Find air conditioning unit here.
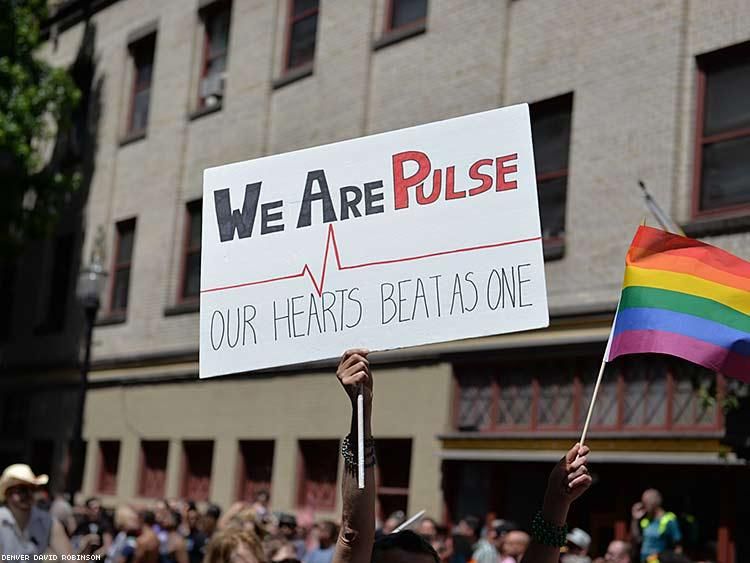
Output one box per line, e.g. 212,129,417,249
200,72,225,105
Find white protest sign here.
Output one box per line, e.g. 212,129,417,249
200,104,548,378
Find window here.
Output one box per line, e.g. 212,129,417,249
181,201,202,300
181,441,214,501
138,440,169,498
110,219,136,314
127,34,156,136
530,94,573,252
65,440,87,494
39,233,75,332
387,0,427,32
375,439,411,521
198,3,231,108
694,42,750,215
237,440,275,501
285,0,319,72
455,356,722,433
297,440,338,510
97,441,120,495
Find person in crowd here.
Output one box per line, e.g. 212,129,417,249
203,504,222,539
160,509,189,563
492,520,519,563
204,527,267,563
470,516,498,563
631,489,682,562
266,538,300,562
500,530,529,563
429,528,453,563
184,502,207,563
304,521,338,563
50,493,77,537
73,495,114,554
329,348,592,563
378,511,406,537
278,512,307,560
417,517,438,540
561,528,591,563
599,540,632,563
251,491,271,519
0,464,73,555
106,505,141,563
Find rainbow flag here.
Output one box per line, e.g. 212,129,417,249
607,225,750,382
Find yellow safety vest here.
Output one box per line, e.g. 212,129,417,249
640,512,677,535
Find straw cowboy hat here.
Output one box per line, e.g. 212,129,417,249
0,464,49,501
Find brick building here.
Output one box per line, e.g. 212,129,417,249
1,1,749,560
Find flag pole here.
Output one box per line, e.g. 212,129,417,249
579,357,607,446
638,180,685,236
357,383,365,489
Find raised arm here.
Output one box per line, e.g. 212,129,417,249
521,443,592,563
333,349,377,563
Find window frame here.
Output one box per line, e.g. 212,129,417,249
96,440,121,495
138,440,169,499
108,218,136,315
126,34,156,138
197,1,231,110
385,0,428,34
692,44,750,219
178,200,202,303
296,439,339,511
453,358,724,434
529,93,573,255
283,0,319,74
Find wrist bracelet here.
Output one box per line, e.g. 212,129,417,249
341,434,377,473
531,510,568,547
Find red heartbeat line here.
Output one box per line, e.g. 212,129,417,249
201,224,541,297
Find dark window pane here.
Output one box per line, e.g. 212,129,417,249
288,14,317,69
531,99,572,176
538,372,574,427
298,440,338,510
139,441,168,498
700,136,750,210
130,89,150,133
391,0,427,29
205,54,227,78
456,373,492,431
703,57,750,137
537,177,567,239
207,9,230,58
134,60,153,90
580,362,619,428
183,252,201,299
117,227,134,265
497,371,533,428
112,267,130,311
293,0,318,16
238,441,275,502
189,208,202,248
182,441,213,501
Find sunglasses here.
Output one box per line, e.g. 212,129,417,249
7,485,35,497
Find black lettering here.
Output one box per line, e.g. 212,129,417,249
347,287,363,328
291,295,305,337
398,278,411,322
227,307,240,348
518,263,532,307
380,282,397,324
261,200,285,234
364,180,385,215
210,310,224,350
449,273,464,315
322,291,338,332
412,277,429,320
273,299,291,341
213,183,261,242
501,266,516,308
429,275,442,317
340,186,363,220
243,305,257,345
307,293,323,335
487,269,501,310
464,271,478,312
297,169,338,228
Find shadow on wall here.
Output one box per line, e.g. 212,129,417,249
0,18,104,493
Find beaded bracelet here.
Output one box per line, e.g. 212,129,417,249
531,510,568,547
341,434,377,473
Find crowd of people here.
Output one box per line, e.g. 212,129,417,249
0,350,714,563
